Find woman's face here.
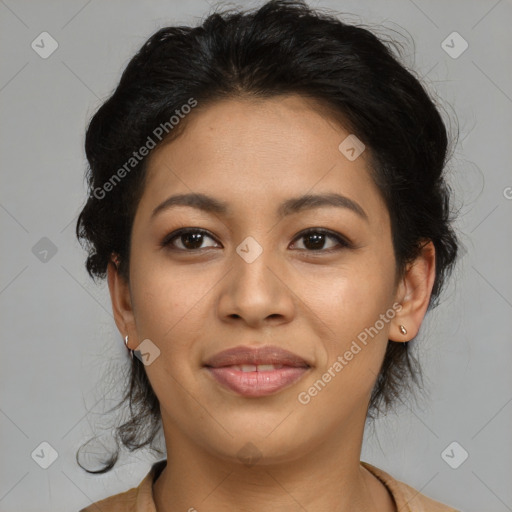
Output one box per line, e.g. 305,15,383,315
110,94,418,463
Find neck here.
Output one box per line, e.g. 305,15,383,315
152,416,395,512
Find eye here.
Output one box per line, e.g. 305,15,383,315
290,228,352,252
161,227,352,253
161,228,220,251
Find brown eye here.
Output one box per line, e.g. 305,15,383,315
161,229,220,251
161,227,351,253
291,228,351,252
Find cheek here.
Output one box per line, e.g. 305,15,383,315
312,255,396,372
318,262,394,330
129,271,205,397
298,275,394,415
128,262,227,396
130,254,212,340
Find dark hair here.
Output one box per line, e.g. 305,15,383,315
75,0,459,473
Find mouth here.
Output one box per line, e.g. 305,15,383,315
203,345,311,397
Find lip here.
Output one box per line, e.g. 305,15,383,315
203,345,310,368
203,345,311,397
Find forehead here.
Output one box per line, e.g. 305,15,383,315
140,94,388,225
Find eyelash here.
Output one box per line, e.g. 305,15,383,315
160,227,352,254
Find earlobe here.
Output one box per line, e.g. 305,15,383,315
391,240,436,342
107,255,137,345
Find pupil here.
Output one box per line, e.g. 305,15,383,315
183,232,203,249
305,233,324,250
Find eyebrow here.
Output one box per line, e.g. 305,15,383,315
151,192,368,222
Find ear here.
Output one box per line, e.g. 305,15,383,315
391,240,436,342
107,254,138,350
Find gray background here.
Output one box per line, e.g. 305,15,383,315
1,0,511,510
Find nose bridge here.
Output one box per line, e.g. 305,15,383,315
233,232,276,295
219,231,293,325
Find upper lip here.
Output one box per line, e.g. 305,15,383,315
203,345,310,368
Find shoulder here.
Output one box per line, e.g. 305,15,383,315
361,461,460,512
78,460,166,512
78,485,139,512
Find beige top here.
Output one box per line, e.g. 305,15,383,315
79,459,459,511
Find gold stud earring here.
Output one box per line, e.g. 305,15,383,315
399,325,407,335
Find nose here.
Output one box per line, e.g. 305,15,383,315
216,239,295,329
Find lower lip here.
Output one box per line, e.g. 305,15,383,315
205,366,309,397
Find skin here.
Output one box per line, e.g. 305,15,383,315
107,94,436,512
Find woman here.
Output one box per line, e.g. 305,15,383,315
76,0,460,510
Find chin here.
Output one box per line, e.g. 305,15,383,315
194,421,315,467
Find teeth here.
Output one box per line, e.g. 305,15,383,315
230,364,284,371
257,364,280,371
240,364,257,372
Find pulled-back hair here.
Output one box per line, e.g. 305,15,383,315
76,0,459,473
